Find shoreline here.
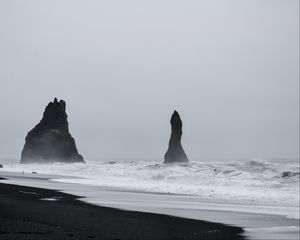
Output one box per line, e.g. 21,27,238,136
0,180,245,240
1,171,299,240
1,171,298,220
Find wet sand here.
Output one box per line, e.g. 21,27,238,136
0,180,244,240
0,171,299,240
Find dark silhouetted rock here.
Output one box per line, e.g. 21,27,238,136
164,111,188,163
0,163,3,168
20,98,84,163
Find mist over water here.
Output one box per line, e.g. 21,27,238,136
0,0,299,160
0,2,299,240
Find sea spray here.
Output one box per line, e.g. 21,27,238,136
1,158,299,207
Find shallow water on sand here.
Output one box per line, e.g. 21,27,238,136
1,158,299,211
0,172,299,240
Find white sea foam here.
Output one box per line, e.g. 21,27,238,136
245,226,300,233
1,158,299,211
40,197,59,201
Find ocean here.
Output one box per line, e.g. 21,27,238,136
1,158,299,213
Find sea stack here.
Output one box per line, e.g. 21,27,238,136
20,98,84,163
164,110,188,163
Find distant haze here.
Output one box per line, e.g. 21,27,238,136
0,0,299,160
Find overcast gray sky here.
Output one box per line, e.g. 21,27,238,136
0,0,299,160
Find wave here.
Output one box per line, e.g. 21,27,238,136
280,171,300,178
1,158,299,207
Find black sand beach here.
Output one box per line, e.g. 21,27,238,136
0,181,245,240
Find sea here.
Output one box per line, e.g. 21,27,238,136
1,157,299,215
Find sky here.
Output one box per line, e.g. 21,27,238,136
0,0,299,160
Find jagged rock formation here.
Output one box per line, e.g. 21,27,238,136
164,111,188,163
20,98,84,163
0,163,2,168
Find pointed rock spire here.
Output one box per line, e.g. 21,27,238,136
21,98,84,163
164,110,188,163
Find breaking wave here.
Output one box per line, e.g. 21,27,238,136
1,158,299,207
